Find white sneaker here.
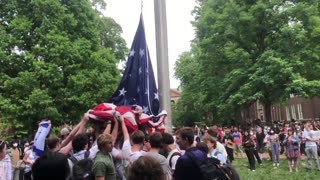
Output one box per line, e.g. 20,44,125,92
273,163,276,166
277,163,279,167
252,170,255,172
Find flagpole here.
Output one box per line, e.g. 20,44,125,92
153,0,172,133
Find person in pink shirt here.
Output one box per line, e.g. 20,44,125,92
232,127,243,158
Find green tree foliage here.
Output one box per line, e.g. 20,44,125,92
175,0,320,125
0,0,127,136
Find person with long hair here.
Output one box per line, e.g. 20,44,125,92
0,140,12,180
242,130,255,171
267,129,280,167
284,129,301,172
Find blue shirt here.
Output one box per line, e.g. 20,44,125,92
173,147,206,180
210,149,227,164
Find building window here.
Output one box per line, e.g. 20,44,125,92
297,104,303,120
291,105,297,120
286,107,290,121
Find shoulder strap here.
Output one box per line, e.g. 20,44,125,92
185,151,203,167
169,152,181,168
69,155,78,164
213,151,220,157
84,151,90,158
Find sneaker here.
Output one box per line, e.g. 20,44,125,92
273,163,276,166
277,163,279,167
252,170,255,172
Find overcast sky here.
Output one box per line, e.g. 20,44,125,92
105,0,196,88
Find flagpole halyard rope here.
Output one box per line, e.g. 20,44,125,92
141,0,143,12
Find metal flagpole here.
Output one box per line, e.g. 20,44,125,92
153,0,172,133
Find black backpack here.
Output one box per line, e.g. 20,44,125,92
69,151,95,180
186,151,240,180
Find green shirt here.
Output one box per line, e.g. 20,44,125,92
92,151,116,180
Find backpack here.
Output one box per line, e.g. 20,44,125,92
186,151,239,180
69,151,94,180
169,152,181,169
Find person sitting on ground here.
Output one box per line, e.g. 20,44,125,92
32,152,69,180
128,156,165,180
173,127,206,180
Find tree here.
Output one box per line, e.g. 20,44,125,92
0,0,127,136
175,0,320,125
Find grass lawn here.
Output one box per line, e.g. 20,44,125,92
232,157,320,180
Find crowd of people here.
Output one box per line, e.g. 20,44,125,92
1,114,320,180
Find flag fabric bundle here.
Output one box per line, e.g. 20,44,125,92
88,103,167,133
32,121,51,159
109,14,160,117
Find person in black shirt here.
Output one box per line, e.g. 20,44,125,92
223,127,234,164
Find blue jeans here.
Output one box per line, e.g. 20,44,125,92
271,143,279,163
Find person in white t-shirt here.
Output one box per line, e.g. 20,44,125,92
120,115,144,165
162,133,181,173
0,140,12,180
206,128,228,159
302,122,320,170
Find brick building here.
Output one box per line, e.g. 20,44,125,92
242,96,320,124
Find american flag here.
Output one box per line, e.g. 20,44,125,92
109,14,160,116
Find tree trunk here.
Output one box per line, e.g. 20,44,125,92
264,103,272,125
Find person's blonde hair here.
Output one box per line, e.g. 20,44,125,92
97,134,113,150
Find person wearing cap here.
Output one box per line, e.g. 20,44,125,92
60,127,71,145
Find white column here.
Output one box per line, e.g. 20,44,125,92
154,0,172,133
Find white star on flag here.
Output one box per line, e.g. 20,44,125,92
142,106,149,113
119,88,127,96
129,49,135,57
139,67,142,74
139,48,145,57
154,92,159,100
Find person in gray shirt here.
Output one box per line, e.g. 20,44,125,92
144,132,171,180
